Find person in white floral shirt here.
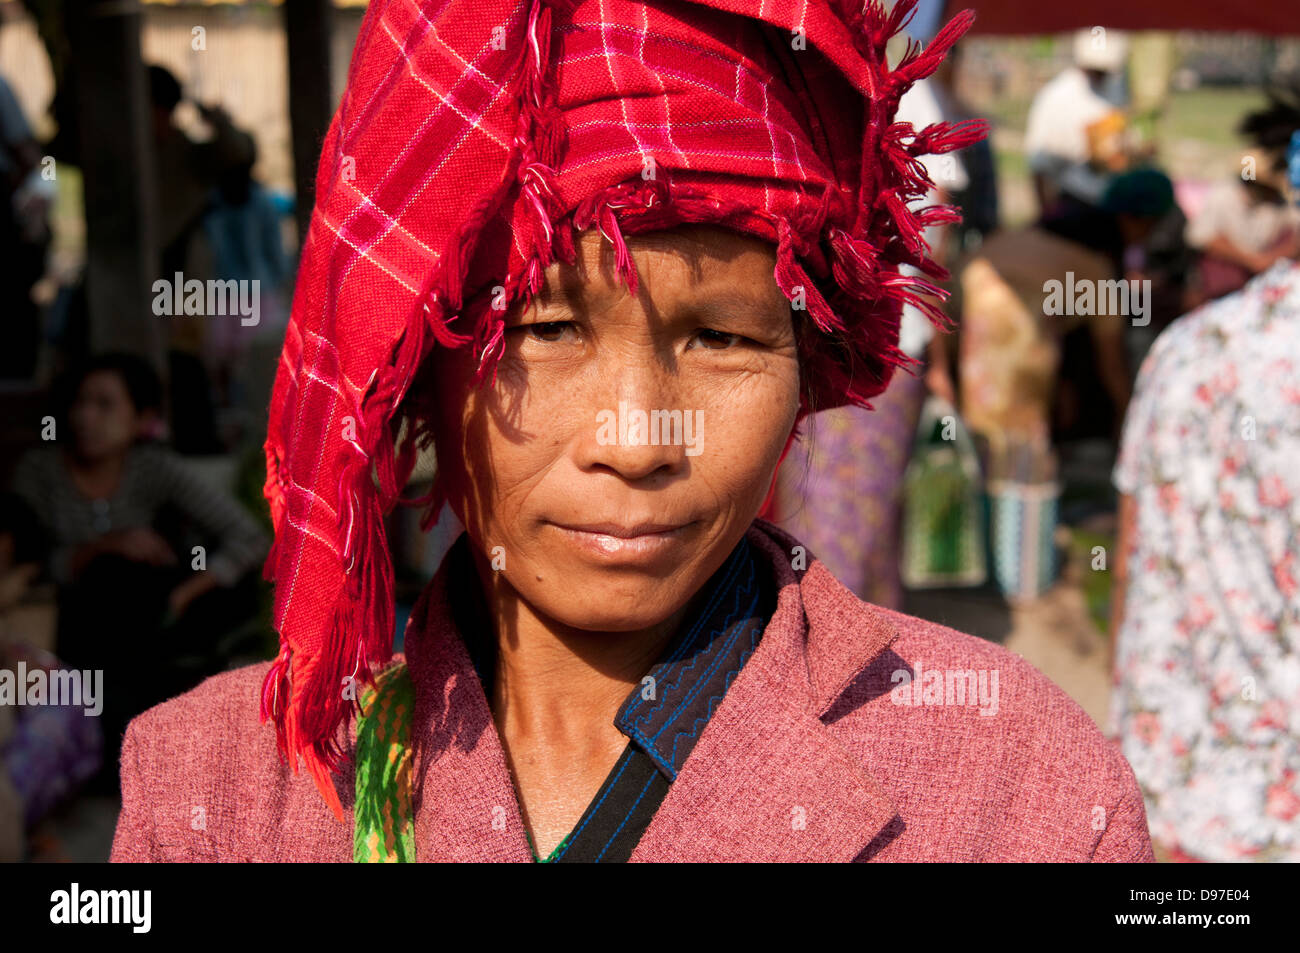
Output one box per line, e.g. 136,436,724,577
1110,247,1300,862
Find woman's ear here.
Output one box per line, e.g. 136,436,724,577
757,422,801,522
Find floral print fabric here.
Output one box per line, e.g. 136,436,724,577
1111,260,1300,861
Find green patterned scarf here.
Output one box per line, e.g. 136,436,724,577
353,662,416,862
353,659,571,863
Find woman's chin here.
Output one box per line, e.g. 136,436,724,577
524,574,694,634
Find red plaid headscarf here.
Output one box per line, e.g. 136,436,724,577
263,0,983,818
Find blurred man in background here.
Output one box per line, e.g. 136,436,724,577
148,64,256,454
1025,28,1130,214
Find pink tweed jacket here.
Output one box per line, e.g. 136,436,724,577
111,522,1154,862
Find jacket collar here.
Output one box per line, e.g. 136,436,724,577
403,540,531,862
628,521,901,861
402,520,901,862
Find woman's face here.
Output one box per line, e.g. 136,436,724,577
70,371,145,461
431,225,800,633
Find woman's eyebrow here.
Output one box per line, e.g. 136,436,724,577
518,281,783,324
512,294,579,322
685,290,785,324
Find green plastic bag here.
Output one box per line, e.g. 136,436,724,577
901,398,988,589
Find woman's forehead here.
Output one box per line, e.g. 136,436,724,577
532,225,782,310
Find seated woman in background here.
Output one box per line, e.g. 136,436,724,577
0,492,101,856
111,0,1152,863
1186,82,1300,302
11,352,269,788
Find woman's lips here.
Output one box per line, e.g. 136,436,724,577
549,521,692,562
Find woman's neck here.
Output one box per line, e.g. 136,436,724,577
468,554,691,856
475,561,685,745
65,448,129,499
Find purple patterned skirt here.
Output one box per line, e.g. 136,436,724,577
772,370,926,608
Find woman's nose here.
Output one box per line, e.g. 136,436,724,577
572,367,691,481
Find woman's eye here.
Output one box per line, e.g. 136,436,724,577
518,321,576,343
690,329,742,350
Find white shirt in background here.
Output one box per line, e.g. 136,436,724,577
895,79,967,360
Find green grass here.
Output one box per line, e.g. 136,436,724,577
1161,87,1268,146
980,97,1034,135
993,145,1029,183
1067,527,1115,637
975,86,1266,147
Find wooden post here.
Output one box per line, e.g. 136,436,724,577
67,0,162,369
284,0,333,244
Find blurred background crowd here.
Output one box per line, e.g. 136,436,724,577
0,0,1297,863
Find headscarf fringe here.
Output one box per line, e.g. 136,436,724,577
891,8,976,88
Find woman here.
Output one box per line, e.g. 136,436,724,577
1108,125,1300,862
1185,82,1300,302
112,0,1152,862
12,354,269,786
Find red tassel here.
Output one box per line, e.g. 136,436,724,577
259,639,291,729
425,301,472,348
304,746,346,823
910,117,989,157
475,310,507,385
883,191,927,257
892,9,977,88
601,203,638,296
774,220,841,335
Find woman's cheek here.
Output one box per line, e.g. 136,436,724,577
691,359,799,467
472,374,573,525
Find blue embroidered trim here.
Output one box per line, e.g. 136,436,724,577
614,537,770,779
